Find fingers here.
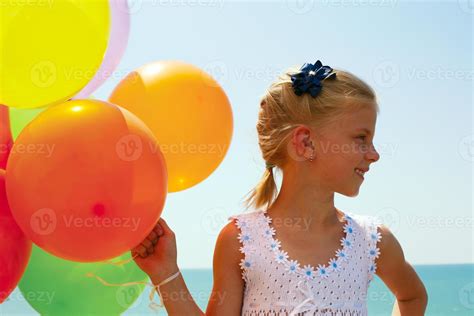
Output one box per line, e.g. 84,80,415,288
154,223,164,237
133,237,155,258
148,230,158,245
142,238,154,254
132,218,172,259
133,244,148,258
134,233,157,258
157,217,173,236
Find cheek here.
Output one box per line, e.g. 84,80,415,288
320,156,351,178
343,142,366,163
331,144,361,164
315,141,360,173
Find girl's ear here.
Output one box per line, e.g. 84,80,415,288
292,126,315,157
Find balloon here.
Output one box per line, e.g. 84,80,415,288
19,245,146,315
0,0,110,108
6,99,168,262
109,61,234,192
0,169,32,303
74,0,131,99
9,96,95,140
0,106,12,169
8,107,47,141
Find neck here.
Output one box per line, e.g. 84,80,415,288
267,168,340,230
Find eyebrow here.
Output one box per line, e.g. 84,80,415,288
355,128,373,135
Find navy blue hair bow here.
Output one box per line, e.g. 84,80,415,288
290,60,336,98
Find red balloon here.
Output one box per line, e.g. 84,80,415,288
5,99,168,262
0,169,32,303
0,105,13,169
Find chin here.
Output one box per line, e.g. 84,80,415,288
337,187,360,197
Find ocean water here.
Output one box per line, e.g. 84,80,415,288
1,264,473,315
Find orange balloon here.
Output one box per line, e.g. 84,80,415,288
5,100,167,262
109,61,233,192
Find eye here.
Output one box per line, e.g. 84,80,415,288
357,135,366,141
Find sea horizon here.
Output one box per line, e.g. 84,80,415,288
1,263,473,316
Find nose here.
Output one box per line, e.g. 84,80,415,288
366,143,380,163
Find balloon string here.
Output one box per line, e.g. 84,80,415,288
85,271,163,311
85,252,167,311
101,252,140,266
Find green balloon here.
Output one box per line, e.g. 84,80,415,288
19,245,147,316
9,107,46,140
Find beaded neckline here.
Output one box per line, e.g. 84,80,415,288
260,209,357,280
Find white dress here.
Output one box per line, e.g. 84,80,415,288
228,209,383,316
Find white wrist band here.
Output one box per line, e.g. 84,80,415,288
151,270,181,308
158,270,181,287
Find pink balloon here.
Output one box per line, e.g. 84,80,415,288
73,0,130,99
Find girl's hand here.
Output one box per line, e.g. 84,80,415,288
131,218,179,283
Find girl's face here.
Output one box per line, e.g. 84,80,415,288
289,106,380,197
314,106,380,196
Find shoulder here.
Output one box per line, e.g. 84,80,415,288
368,223,427,302
341,211,375,234
215,218,242,257
214,211,260,261
352,214,405,275
358,214,398,257
208,219,247,313
214,211,265,263
218,218,241,246
376,223,405,268
346,212,383,236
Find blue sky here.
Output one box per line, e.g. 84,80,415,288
91,0,473,268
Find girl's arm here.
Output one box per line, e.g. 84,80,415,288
132,218,244,316
375,225,428,316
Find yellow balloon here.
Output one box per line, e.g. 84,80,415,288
0,0,110,109
109,61,234,192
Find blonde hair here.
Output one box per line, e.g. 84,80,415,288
242,65,380,211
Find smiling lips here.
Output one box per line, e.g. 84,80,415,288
354,168,368,179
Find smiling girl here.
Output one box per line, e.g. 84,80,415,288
132,60,428,316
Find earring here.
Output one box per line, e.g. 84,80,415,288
305,139,315,162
